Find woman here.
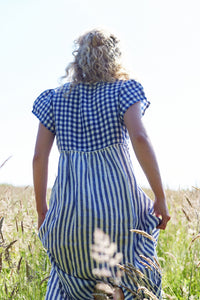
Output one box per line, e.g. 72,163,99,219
32,29,170,299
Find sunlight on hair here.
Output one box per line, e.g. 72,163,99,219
62,29,129,86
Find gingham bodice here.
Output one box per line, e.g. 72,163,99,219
32,80,149,152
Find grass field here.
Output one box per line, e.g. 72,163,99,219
0,185,199,299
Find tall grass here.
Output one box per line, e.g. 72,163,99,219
0,185,199,299
0,185,51,299
153,188,200,299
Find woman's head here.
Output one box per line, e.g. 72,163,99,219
64,29,129,85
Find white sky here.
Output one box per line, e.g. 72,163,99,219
0,0,200,190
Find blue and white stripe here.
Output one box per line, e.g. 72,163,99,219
38,145,161,299
33,80,161,299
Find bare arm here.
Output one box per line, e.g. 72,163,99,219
32,123,55,229
124,102,170,230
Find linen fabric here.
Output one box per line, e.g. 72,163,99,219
32,79,161,299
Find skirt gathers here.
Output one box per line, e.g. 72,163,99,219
38,144,161,299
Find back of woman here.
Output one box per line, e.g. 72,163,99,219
32,29,170,300
33,79,148,151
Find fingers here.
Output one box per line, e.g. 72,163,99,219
38,216,45,230
156,215,171,230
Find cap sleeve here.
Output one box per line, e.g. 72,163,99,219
32,89,56,134
119,79,150,122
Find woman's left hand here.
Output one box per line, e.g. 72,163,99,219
153,198,170,230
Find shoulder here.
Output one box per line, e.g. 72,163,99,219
119,79,146,99
120,79,144,90
35,83,71,103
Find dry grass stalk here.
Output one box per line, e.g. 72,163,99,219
181,208,191,222
164,252,177,262
137,286,159,300
126,263,145,279
130,229,156,242
162,293,176,299
139,255,161,273
40,276,50,286
185,196,193,208
17,256,23,273
0,156,12,169
120,283,138,297
25,260,36,282
4,282,8,295
0,185,52,298
0,252,2,273
157,257,165,263
117,264,140,287
5,240,18,251
153,256,162,271
118,263,144,279
0,217,4,230
5,240,17,266
139,260,153,271
192,186,200,191
189,234,200,250
197,261,200,268
15,218,19,232
118,261,162,298
21,220,24,233
0,217,4,242
10,283,18,299
191,234,200,243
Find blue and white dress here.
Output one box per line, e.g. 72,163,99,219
32,79,161,300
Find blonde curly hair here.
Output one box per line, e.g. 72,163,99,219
63,29,129,85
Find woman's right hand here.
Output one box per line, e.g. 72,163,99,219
153,198,171,230
37,209,48,230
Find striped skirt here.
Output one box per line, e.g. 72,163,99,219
38,144,161,299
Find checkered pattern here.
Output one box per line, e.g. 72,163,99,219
32,80,162,299
32,79,150,152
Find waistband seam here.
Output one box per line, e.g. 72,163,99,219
59,143,128,154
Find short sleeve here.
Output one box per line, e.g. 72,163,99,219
32,89,56,134
119,79,150,122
